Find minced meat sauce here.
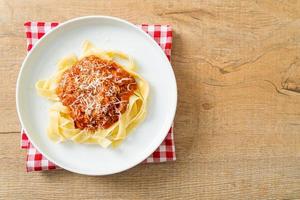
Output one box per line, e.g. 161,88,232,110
56,55,137,131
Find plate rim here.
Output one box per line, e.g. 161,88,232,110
16,15,177,175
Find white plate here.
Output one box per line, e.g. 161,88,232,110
16,16,177,175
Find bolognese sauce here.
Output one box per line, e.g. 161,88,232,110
56,55,138,131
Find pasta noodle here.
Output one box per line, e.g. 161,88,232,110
36,41,149,148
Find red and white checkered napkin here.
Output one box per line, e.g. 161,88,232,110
21,22,176,172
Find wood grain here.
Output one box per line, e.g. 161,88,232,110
0,0,300,199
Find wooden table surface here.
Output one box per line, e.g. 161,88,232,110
1,0,300,199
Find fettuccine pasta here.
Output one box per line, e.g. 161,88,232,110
36,41,149,148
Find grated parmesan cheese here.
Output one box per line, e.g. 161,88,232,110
56,55,138,130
